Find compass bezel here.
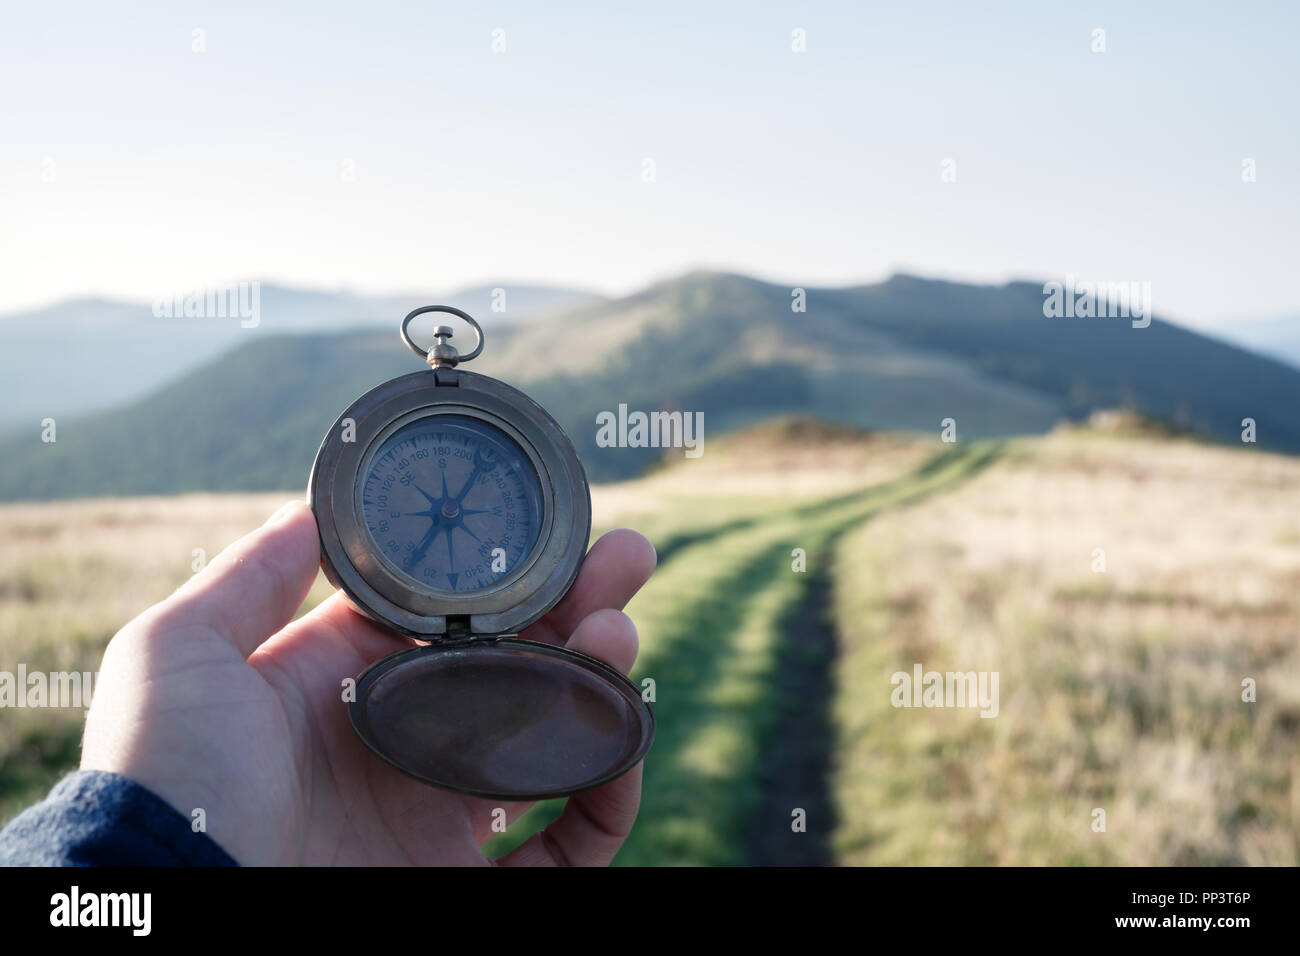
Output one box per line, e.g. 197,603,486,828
308,367,591,638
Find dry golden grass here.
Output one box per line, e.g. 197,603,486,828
832,430,1300,865
0,492,341,666
0,492,336,820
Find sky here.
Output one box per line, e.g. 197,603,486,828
0,1,1296,328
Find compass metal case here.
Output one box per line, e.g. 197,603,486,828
310,367,588,638
307,306,654,801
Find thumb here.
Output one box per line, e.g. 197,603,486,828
144,500,321,659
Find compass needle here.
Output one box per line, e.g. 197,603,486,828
362,417,538,591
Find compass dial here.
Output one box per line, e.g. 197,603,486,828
360,414,544,593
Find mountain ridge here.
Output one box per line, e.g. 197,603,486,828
0,281,600,432
0,269,1295,501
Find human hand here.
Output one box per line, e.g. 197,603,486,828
80,500,656,866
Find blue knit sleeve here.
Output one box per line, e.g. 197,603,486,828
0,770,239,866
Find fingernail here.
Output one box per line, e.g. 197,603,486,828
264,500,303,526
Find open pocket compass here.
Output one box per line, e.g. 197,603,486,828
308,305,654,801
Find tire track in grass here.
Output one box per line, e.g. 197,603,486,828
749,555,837,864
745,444,1002,864
617,528,810,864
619,443,1001,865
485,509,802,862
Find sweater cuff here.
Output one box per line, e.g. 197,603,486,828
0,770,239,866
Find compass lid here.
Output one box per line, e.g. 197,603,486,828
350,637,655,800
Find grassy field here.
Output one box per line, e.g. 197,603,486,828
2,417,1298,864
830,424,1300,865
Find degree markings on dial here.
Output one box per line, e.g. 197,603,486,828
360,418,540,592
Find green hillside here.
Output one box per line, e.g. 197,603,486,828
0,282,597,434
1,271,1295,500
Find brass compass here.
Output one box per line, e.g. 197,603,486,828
308,306,654,800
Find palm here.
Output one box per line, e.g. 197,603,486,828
81,503,654,867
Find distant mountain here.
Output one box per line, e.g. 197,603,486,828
1202,315,1300,370
1,271,1296,500
0,282,599,433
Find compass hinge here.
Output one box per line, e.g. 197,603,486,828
445,615,472,639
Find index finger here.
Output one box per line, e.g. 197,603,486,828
520,528,656,647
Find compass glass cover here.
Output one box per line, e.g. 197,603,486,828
352,640,655,799
361,414,544,593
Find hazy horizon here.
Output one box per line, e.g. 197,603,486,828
4,267,1296,333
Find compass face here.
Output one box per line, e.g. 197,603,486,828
360,414,544,593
